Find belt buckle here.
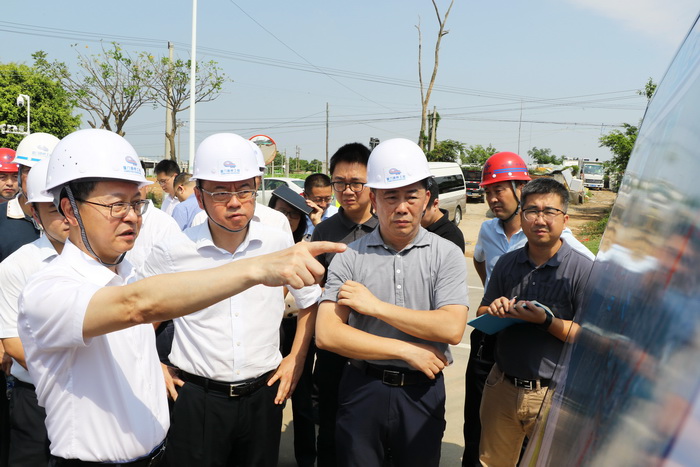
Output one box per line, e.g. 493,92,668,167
229,383,243,397
382,369,404,387
514,377,535,390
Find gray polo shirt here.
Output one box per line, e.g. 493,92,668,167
320,227,469,369
481,240,594,379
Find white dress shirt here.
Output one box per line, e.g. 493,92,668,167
160,193,180,216
126,199,185,269
190,202,292,235
140,220,321,382
0,235,58,384
473,218,595,286
18,240,168,462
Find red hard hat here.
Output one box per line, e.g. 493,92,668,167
480,151,531,187
0,148,18,173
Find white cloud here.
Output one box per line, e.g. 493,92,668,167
568,0,699,45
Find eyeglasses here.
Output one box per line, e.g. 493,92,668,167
522,207,566,222
275,209,301,220
200,188,257,203
309,196,333,204
331,181,366,193
77,199,149,218
156,175,173,186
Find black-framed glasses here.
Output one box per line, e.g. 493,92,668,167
77,199,149,218
200,188,257,203
331,181,366,193
156,175,173,186
309,196,333,204
275,208,302,220
522,207,566,222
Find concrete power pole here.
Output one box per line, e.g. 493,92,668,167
165,42,174,159
325,102,329,174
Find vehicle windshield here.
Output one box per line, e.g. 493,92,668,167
293,180,305,189
583,164,605,175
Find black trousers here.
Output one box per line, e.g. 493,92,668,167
313,349,347,467
9,383,50,467
0,373,9,467
335,363,445,467
165,376,283,467
462,330,496,467
280,317,317,467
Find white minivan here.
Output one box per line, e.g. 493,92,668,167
428,162,467,226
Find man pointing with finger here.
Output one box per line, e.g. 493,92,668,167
316,138,469,467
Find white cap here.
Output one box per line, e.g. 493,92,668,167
366,138,432,189
14,132,60,168
25,158,54,203
44,129,149,200
191,133,263,182
248,140,266,170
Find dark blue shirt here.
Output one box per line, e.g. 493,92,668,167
0,200,40,262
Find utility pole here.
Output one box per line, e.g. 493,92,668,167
429,106,437,151
284,149,289,178
165,42,174,159
296,145,300,172
325,102,329,174
188,0,198,171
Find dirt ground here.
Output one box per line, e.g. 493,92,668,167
459,189,617,258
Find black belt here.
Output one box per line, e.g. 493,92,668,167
12,379,35,391
180,370,274,398
50,439,165,466
506,374,551,390
351,360,437,387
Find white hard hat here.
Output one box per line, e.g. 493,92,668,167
25,158,54,204
44,129,149,198
366,138,431,189
14,132,60,168
248,140,266,170
191,133,263,182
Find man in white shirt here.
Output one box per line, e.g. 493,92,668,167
303,173,339,238
142,133,323,467
155,159,181,216
0,158,68,466
17,129,343,464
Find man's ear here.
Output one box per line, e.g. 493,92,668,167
194,186,205,210
60,197,79,227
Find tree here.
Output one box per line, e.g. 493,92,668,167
416,0,454,151
599,123,637,174
144,54,227,163
33,43,155,136
528,147,564,165
0,62,81,149
462,144,498,165
426,139,464,162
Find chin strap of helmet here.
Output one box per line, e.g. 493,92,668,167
500,181,522,225
65,185,126,267
31,206,64,247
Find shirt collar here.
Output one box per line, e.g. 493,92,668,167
518,238,573,267
337,207,378,230
367,225,431,252
61,239,134,286
191,217,263,255
33,235,60,263
6,197,28,220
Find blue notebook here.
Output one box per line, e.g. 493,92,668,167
468,301,554,335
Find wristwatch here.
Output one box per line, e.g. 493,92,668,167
540,313,553,331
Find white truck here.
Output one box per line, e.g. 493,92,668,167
579,159,605,189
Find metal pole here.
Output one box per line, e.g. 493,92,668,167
325,102,329,174
188,0,198,170
165,42,174,159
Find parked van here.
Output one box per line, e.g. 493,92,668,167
428,162,467,226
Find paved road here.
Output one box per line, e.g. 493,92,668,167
279,255,485,466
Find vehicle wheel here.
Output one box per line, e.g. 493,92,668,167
453,206,462,226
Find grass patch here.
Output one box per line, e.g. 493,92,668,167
576,208,611,256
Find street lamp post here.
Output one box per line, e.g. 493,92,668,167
16,94,31,135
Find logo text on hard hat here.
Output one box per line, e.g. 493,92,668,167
220,160,241,175
122,156,141,175
223,161,237,168
385,167,406,184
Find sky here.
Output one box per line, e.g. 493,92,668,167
1,0,698,167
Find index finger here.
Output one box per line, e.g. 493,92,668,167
303,241,347,257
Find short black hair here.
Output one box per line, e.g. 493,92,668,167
268,194,307,243
304,173,331,194
57,180,97,215
154,159,180,176
173,173,193,188
329,143,370,176
520,177,569,212
426,177,439,205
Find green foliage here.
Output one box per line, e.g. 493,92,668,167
577,208,611,255
425,139,464,162
599,123,637,175
528,146,564,165
639,77,657,101
0,62,81,149
461,144,498,165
